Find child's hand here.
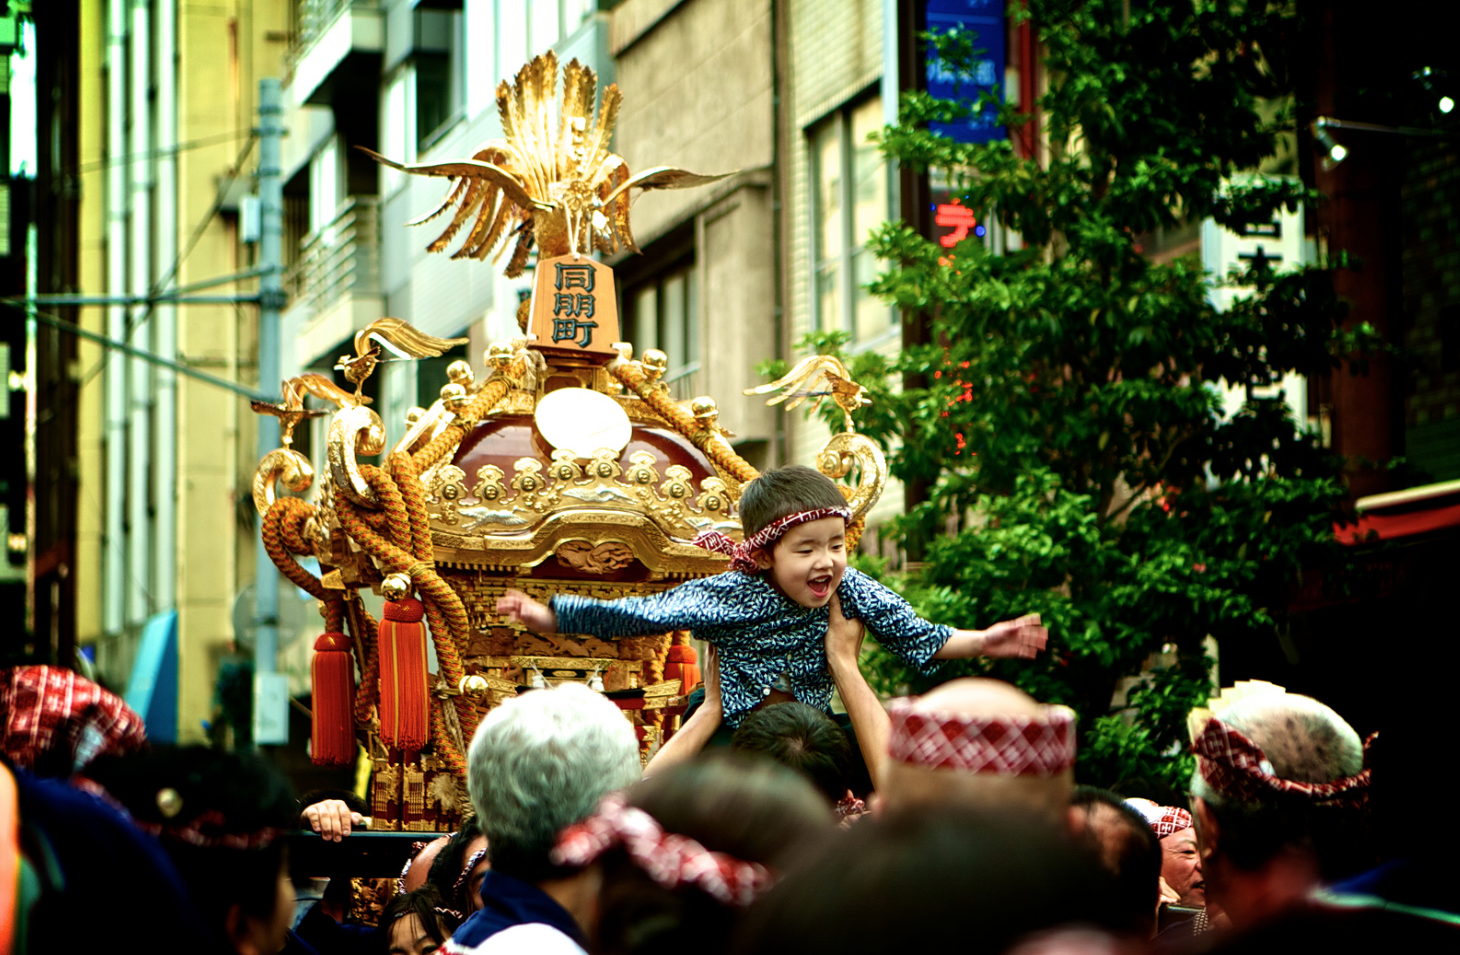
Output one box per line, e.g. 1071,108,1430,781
980,613,1047,659
496,589,558,633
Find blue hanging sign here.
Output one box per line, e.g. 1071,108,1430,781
924,0,1007,145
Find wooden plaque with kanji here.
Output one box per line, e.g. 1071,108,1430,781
528,255,621,360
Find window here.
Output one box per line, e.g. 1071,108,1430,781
811,97,891,343
415,8,463,150
308,137,341,236
625,261,699,398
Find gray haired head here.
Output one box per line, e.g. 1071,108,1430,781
468,681,641,883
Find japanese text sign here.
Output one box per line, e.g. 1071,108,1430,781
528,254,621,359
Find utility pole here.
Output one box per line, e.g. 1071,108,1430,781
253,79,288,746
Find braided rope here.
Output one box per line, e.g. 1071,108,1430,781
261,498,344,627
389,453,434,563
279,506,314,559
411,374,515,473
360,464,413,552
389,453,481,750
261,497,360,735
608,361,760,484
346,596,380,726
334,470,478,776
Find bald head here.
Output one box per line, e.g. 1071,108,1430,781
403,835,451,893
882,679,1075,822
920,677,1046,720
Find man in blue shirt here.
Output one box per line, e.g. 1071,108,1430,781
445,683,640,955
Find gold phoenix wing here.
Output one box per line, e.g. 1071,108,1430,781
250,378,327,444
359,52,731,277
745,355,873,433
291,372,366,408
335,318,470,397
353,317,469,360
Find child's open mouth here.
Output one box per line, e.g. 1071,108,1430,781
807,576,832,599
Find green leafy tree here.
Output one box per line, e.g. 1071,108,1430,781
804,0,1376,800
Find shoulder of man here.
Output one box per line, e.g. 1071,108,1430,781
451,923,588,955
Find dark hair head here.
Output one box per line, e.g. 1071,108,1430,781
1071,786,1162,936
84,746,296,936
738,466,847,539
425,816,485,912
731,702,851,804
731,808,1119,955
594,752,832,955
380,885,461,953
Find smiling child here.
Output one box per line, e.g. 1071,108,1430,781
495,466,1047,728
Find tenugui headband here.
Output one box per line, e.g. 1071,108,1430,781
396,839,436,895
2,665,148,772
71,777,282,849
1192,717,1371,810
887,698,1077,776
454,846,489,900
1151,806,1192,837
693,507,852,573
550,793,775,907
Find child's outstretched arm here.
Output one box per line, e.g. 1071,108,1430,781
496,589,559,632
932,614,1048,660
503,576,743,640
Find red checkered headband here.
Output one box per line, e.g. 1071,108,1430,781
1125,798,1193,838
1192,717,1372,810
694,507,852,574
2,665,147,773
550,793,776,907
887,698,1077,776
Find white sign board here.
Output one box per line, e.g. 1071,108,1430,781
1200,177,1309,425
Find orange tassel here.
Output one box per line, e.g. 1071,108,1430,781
311,632,357,766
379,597,430,752
666,643,701,696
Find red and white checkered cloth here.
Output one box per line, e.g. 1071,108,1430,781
1192,717,1371,810
887,698,1077,776
1125,798,1193,837
1,666,147,773
551,793,775,906
694,507,851,573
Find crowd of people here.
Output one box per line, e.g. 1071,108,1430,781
3,629,1455,954
3,467,1452,951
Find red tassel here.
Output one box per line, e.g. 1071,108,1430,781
379,597,430,752
311,632,357,766
666,643,701,696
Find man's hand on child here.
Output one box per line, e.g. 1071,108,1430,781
702,645,722,712
979,613,1048,659
825,593,866,669
496,589,558,633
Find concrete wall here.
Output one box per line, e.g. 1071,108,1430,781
76,0,292,739
610,0,779,454
75,0,106,650
781,0,903,527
